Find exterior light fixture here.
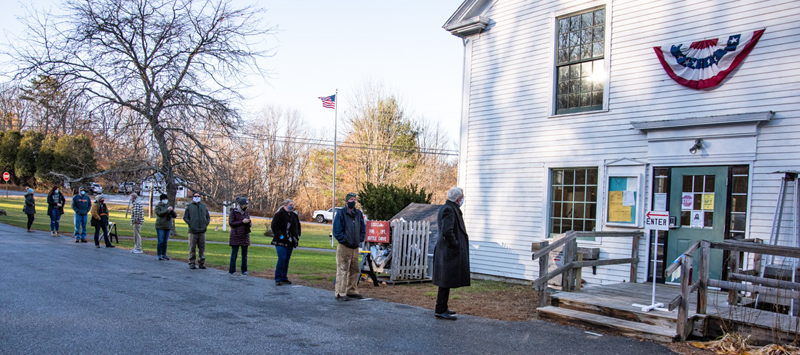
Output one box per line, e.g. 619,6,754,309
689,138,703,154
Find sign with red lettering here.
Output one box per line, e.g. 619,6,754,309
365,221,391,243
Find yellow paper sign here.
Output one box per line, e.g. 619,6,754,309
608,190,631,222
703,194,714,210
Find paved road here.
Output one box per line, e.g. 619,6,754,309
0,223,677,354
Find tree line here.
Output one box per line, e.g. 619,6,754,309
0,0,457,220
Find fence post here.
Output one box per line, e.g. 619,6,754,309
677,254,693,341
538,241,550,308
630,232,640,283
697,241,710,315
727,248,740,305
563,239,576,291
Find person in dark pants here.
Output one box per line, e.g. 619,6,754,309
90,195,115,248
46,186,65,237
183,192,210,269
23,187,36,232
229,197,252,276
71,188,91,243
432,187,470,320
271,199,301,285
155,193,177,260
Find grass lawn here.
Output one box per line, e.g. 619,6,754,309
0,196,335,249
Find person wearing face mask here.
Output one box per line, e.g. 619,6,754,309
332,192,366,301
23,187,36,232
432,187,470,320
183,192,210,269
270,199,301,285
71,187,92,243
155,193,177,260
46,186,66,237
129,193,144,254
228,197,252,276
90,195,115,248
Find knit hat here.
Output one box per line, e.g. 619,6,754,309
130,192,138,199
96,194,105,202
236,197,249,205
159,193,168,200
345,192,357,200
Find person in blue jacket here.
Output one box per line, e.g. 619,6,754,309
332,192,366,301
71,187,92,243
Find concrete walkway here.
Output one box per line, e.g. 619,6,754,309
0,223,677,354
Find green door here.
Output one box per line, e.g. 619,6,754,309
668,166,728,281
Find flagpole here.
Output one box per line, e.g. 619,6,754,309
332,89,338,222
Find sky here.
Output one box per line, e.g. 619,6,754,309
0,0,466,144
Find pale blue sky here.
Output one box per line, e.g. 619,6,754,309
1,0,465,143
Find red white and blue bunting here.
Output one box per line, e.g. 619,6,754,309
653,29,764,90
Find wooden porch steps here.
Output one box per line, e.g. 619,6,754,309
538,306,678,343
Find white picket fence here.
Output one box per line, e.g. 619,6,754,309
389,220,430,281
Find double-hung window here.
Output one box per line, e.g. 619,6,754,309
555,7,605,115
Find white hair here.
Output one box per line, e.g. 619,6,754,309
446,187,464,202
283,199,294,206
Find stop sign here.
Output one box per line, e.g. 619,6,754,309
2,172,8,181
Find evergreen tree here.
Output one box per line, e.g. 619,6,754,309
0,131,22,183
358,182,432,221
15,131,44,186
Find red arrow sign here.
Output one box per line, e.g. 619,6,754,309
646,211,668,218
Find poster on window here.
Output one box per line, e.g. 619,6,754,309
690,210,704,228
681,193,694,211
702,194,714,210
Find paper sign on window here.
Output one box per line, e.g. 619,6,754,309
690,210,704,228
681,193,694,211
702,194,714,210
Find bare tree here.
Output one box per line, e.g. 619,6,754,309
8,0,273,204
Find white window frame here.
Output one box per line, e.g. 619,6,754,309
547,0,612,117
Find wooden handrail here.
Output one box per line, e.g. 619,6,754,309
665,240,701,275
532,231,577,260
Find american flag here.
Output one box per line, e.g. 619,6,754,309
318,95,335,109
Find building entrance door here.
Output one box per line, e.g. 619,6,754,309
667,166,728,281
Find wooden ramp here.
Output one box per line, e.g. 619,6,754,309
540,282,800,344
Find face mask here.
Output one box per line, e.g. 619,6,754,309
161,199,168,204
241,205,247,210
55,189,59,194
347,201,356,209
27,188,33,194
80,191,85,195
287,205,294,211
192,197,201,203
99,200,104,204
459,197,465,207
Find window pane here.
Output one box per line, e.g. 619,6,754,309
694,193,703,210
564,186,574,201
732,195,747,212
704,212,714,228
570,16,580,31
592,91,603,106
554,170,564,185
581,93,591,106
585,219,596,232
569,64,580,79
574,203,585,218
731,166,749,175
558,95,568,110
581,13,592,28
593,26,604,42
551,219,561,234
587,203,597,218
694,175,704,192
565,170,575,185
581,62,592,77
587,169,598,185
732,176,748,193
553,202,562,217
553,187,564,201
704,175,715,192
575,170,586,185
682,176,693,193
593,42,604,57
581,44,592,59
581,29,592,44
731,213,746,231
558,81,568,95
563,202,574,217
558,48,568,64
569,93,579,108
594,9,605,25
575,186,586,200
681,211,690,226
559,18,570,34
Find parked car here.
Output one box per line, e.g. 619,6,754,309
312,207,342,224
117,182,140,194
89,182,103,195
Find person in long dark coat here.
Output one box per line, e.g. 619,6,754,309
432,187,469,320
229,197,252,276
270,199,301,286
23,187,36,232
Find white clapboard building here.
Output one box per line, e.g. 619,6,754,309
444,0,800,285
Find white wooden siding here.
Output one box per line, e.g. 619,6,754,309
458,0,800,283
